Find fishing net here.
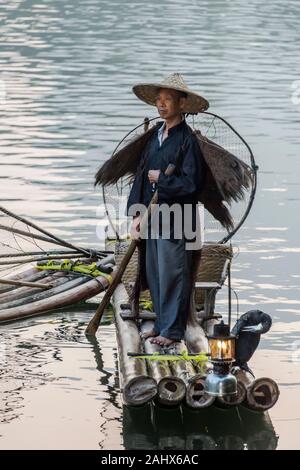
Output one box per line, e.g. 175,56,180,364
102,113,257,244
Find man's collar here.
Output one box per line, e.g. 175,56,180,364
157,118,186,135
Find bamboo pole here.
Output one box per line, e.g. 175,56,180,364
112,283,157,406
234,368,280,411
0,205,91,257
0,222,109,259
0,268,48,294
0,275,86,310
0,250,80,258
0,273,65,304
0,278,53,289
0,254,86,265
140,320,186,406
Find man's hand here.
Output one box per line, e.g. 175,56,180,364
130,215,141,241
148,170,160,184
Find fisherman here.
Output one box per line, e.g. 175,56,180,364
94,74,250,342
126,73,209,347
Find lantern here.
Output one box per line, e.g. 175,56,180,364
205,321,237,397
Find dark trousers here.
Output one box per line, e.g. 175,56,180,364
145,237,193,340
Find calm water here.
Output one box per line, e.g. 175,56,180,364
0,0,300,450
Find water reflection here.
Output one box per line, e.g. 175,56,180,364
123,403,278,451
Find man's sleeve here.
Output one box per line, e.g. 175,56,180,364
157,136,205,202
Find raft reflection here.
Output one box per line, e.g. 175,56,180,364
123,403,278,450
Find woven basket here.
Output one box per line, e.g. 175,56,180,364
194,243,233,307
114,241,232,306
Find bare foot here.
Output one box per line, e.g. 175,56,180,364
140,329,158,340
150,335,177,347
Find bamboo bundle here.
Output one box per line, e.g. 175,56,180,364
0,274,110,323
112,283,157,406
140,320,186,406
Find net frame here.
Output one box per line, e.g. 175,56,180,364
102,112,257,244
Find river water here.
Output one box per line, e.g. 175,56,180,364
0,0,299,450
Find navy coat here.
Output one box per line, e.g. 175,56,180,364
126,119,206,240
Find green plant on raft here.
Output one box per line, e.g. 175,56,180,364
129,350,209,373
139,298,153,311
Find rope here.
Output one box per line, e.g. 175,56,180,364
36,259,113,283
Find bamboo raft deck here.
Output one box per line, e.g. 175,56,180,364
0,240,280,413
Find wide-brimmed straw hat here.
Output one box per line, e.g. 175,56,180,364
132,73,209,114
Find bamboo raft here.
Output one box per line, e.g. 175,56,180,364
110,239,280,412
0,238,279,413
0,256,114,324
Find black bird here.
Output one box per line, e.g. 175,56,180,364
231,310,272,374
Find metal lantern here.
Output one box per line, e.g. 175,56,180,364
205,321,237,397
208,321,235,362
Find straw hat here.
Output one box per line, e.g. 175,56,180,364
132,73,209,114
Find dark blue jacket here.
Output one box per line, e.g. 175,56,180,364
126,119,206,239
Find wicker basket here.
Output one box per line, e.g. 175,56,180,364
194,243,233,307
114,241,232,307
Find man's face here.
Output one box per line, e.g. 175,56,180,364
155,88,186,120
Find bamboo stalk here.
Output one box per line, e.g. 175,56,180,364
234,368,280,411
168,341,215,409
140,320,186,406
112,283,157,406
